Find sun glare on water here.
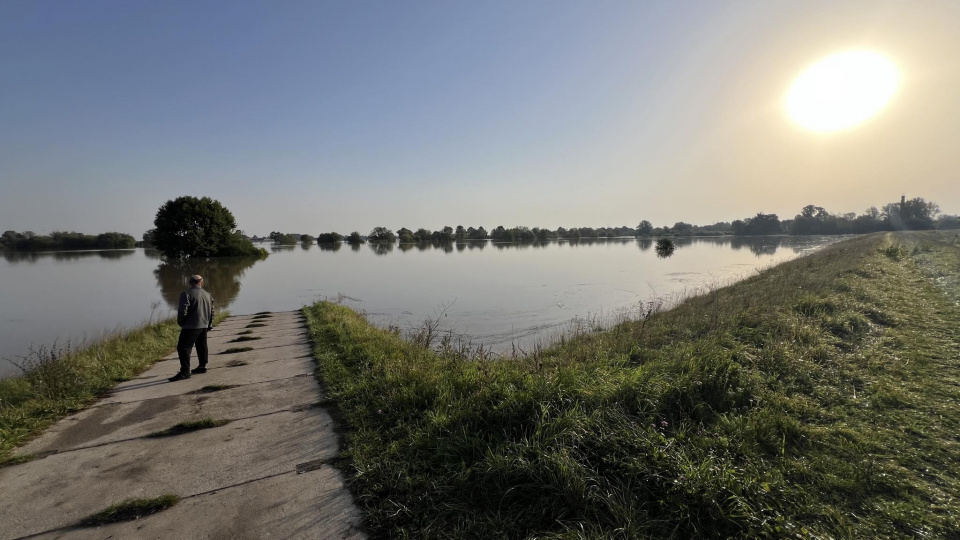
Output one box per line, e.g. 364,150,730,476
785,50,899,132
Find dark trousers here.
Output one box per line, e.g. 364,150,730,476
177,328,208,375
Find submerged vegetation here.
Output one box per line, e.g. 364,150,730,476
304,231,960,538
0,230,136,251
654,237,675,257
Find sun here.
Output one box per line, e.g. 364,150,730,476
785,50,899,132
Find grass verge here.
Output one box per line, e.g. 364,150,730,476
304,232,960,539
0,313,227,464
77,494,179,527
146,418,231,438
0,453,39,468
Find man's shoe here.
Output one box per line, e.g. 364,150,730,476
191,367,207,374
168,373,191,382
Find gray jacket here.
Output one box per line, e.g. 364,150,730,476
178,287,214,329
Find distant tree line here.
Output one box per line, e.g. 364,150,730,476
0,230,136,251
731,197,946,236
301,196,955,247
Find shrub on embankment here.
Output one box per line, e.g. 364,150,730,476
304,231,960,539
0,313,227,462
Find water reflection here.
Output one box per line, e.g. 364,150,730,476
2,249,137,263
155,257,261,310
1,235,852,379
368,242,394,256
301,241,313,251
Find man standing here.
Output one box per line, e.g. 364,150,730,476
169,274,215,382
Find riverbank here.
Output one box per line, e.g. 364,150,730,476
303,231,960,538
0,312,227,462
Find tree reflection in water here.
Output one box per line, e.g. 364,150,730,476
730,236,782,256
155,257,261,311
368,243,394,256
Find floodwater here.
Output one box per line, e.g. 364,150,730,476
0,236,849,378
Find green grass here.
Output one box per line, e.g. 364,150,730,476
77,494,179,526
221,346,254,354
0,453,39,468
245,323,267,328
304,231,960,539
229,336,261,342
0,313,228,463
146,418,231,438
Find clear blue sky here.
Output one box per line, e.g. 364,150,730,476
2,0,958,237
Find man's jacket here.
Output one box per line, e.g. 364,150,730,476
178,287,214,329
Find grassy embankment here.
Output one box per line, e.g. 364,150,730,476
303,231,960,539
0,312,228,463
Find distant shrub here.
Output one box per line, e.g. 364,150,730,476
317,232,343,244
347,232,365,245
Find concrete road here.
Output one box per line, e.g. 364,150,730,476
0,311,365,540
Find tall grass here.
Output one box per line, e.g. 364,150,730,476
304,232,960,539
0,313,227,461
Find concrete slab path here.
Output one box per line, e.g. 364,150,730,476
0,311,365,540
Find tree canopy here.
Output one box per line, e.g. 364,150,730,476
368,227,397,243
151,196,263,259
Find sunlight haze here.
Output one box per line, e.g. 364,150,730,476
785,50,899,132
1,0,958,236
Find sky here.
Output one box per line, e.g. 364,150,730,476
1,0,958,237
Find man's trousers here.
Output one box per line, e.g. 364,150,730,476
177,328,208,375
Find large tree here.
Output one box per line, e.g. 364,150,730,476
368,227,396,243
152,196,259,259
636,220,654,236
882,197,940,230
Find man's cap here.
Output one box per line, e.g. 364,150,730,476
189,275,203,284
